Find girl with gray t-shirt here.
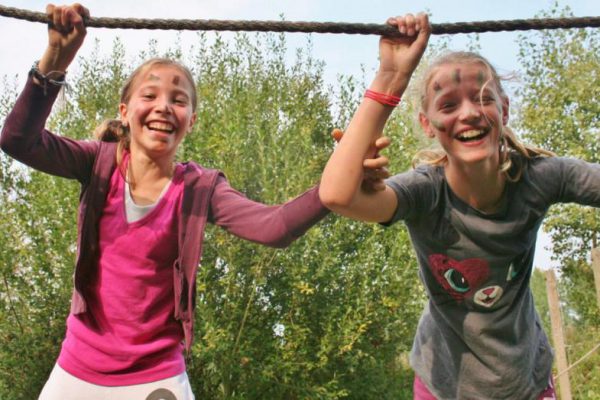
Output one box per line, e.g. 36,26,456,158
319,12,599,400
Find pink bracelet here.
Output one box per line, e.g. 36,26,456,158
364,89,401,107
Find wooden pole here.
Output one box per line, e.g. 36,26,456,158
591,247,600,310
546,270,572,400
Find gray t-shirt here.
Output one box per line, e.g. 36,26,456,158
386,155,600,400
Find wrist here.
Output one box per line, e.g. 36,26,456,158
370,71,410,97
364,90,400,107
29,60,68,95
38,46,71,75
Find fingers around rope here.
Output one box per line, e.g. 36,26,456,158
46,3,89,34
387,13,430,38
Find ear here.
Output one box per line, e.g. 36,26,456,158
419,112,435,138
119,103,128,125
187,112,197,133
501,95,509,125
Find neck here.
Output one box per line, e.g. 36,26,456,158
127,150,174,188
445,160,506,214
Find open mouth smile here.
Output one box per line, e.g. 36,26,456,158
147,121,175,134
455,129,489,143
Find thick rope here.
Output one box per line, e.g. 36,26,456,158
0,4,599,36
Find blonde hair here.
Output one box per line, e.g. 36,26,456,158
413,51,554,182
93,58,197,168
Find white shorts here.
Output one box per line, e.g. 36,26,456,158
38,363,195,400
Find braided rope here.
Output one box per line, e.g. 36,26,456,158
0,4,599,36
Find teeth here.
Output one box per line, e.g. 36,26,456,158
148,122,174,132
457,130,483,139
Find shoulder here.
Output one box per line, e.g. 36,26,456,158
179,161,225,188
385,164,445,222
387,164,444,191
519,154,600,204
523,154,591,182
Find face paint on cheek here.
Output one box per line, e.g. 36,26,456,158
431,119,446,132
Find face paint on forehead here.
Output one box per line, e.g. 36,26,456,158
433,81,442,92
172,75,180,85
146,73,161,81
452,68,461,84
477,70,486,87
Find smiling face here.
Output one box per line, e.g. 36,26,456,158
419,61,509,170
119,64,197,161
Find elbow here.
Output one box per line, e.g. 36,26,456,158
0,129,20,157
319,184,354,212
0,132,14,156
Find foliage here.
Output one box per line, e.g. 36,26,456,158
529,268,551,333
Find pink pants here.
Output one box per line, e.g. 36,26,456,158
413,374,556,400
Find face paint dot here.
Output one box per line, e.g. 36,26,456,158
172,75,180,85
433,82,442,92
452,69,461,84
431,119,445,131
477,71,486,87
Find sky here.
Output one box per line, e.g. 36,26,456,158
1,0,599,269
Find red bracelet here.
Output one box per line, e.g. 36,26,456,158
364,89,401,107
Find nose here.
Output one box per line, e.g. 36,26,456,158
154,96,173,114
458,101,482,122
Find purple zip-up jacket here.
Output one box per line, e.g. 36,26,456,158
0,77,329,352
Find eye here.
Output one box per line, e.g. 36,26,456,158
141,93,156,100
439,102,456,112
480,96,495,105
443,268,469,293
174,97,189,105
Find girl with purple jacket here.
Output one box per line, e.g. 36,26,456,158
0,4,388,399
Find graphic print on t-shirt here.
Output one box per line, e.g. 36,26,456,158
428,254,503,307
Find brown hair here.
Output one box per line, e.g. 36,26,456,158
93,58,197,168
413,51,554,181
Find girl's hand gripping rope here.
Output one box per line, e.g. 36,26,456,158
38,3,89,76
373,12,431,96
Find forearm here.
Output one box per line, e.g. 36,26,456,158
0,77,61,158
212,179,329,248
320,73,407,208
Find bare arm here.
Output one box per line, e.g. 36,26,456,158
319,13,430,223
